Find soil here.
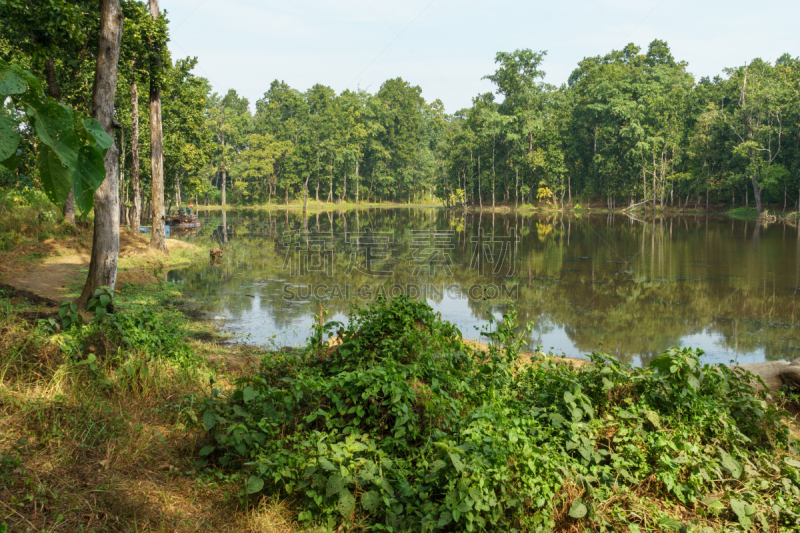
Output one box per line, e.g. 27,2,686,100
0,230,193,303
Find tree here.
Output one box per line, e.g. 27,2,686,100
720,60,791,213
0,0,101,223
77,0,124,305
148,0,167,252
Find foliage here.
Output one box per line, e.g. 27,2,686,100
0,186,75,251
198,296,800,531
0,59,113,214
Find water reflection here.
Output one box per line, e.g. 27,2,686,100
168,208,800,366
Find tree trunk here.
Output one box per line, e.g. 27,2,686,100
119,125,126,225
130,60,141,227
751,176,762,213
220,108,227,206
478,156,482,209
303,174,309,216
355,152,359,203
148,0,168,252
78,0,123,306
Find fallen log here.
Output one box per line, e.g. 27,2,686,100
733,358,800,392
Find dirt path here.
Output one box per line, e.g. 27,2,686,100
0,230,198,304
4,252,90,303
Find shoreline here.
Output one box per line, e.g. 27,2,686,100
192,202,799,220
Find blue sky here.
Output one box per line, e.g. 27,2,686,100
164,0,800,112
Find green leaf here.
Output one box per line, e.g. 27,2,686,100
38,144,76,208
82,118,113,150
31,99,77,165
643,410,660,428
198,445,215,456
657,516,683,531
319,458,336,471
242,386,255,403
448,450,464,472
326,474,345,497
0,67,26,95
246,475,264,494
784,457,800,468
720,451,742,479
0,110,21,161
338,488,355,516
568,497,587,518
437,511,453,527
730,499,752,529
202,410,217,430
361,490,380,512
73,145,106,215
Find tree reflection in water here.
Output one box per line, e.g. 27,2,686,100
168,208,800,366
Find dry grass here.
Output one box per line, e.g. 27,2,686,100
0,293,298,533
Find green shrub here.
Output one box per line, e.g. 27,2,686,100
726,206,759,219
198,296,800,532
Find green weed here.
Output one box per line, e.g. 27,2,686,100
197,296,800,532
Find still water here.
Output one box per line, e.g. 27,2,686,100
168,208,800,366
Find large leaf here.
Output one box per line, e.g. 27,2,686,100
0,110,20,161
73,145,107,215
325,474,345,497
0,67,26,95
568,497,587,518
337,488,355,517
361,490,380,512
30,99,77,167
246,475,264,494
38,144,76,207
82,118,114,150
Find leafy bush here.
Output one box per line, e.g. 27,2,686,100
198,296,800,532
726,206,759,219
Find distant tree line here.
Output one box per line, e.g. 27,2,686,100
2,3,799,215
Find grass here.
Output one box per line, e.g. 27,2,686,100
0,280,305,533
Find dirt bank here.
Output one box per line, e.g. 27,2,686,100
0,230,200,303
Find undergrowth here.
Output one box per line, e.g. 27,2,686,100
198,296,800,532
0,188,82,252
0,285,289,532
726,207,760,220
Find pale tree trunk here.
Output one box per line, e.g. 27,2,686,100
355,151,359,203
130,60,141,227
148,0,168,252
302,174,309,219
220,107,227,206
78,0,123,306
119,125,126,225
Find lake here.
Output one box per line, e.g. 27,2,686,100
168,208,800,366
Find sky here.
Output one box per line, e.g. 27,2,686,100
164,0,800,113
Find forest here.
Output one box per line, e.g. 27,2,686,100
2,1,799,218
3,2,800,532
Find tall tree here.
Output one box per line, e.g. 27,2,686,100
78,0,123,305
148,0,167,252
